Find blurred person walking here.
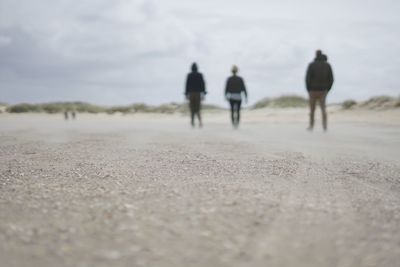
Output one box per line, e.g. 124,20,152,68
225,65,248,128
305,50,334,131
185,63,207,127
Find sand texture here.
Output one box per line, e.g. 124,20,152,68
1,108,400,267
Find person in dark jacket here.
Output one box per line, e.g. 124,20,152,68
225,65,248,128
185,63,206,127
305,50,334,131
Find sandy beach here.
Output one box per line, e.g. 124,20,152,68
1,107,400,267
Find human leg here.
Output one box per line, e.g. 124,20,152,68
320,91,328,131
229,100,235,125
190,93,201,127
308,92,317,130
236,100,242,125
197,112,202,127
189,99,194,126
190,111,195,127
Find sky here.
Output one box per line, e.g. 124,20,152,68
0,0,399,106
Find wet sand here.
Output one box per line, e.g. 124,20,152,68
1,108,400,267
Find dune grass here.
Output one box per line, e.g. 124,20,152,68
252,95,308,109
6,102,106,114
4,95,399,114
5,102,222,114
347,96,400,110
342,100,358,110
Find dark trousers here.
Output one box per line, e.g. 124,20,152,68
308,91,327,130
229,99,242,126
189,92,202,126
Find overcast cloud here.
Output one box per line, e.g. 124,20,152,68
0,0,399,106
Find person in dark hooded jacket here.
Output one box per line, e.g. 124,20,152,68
185,63,207,127
305,50,334,131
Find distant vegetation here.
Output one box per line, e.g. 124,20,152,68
2,95,399,114
359,96,400,110
342,100,358,110
253,95,400,110
252,95,308,109
6,102,106,114
342,96,400,110
5,102,222,114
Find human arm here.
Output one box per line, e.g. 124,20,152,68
241,78,248,103
224,78,230,100
327,64,334,91
185,74,190,98
200,74,206,95
199,74,206,100
305,64,312,91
